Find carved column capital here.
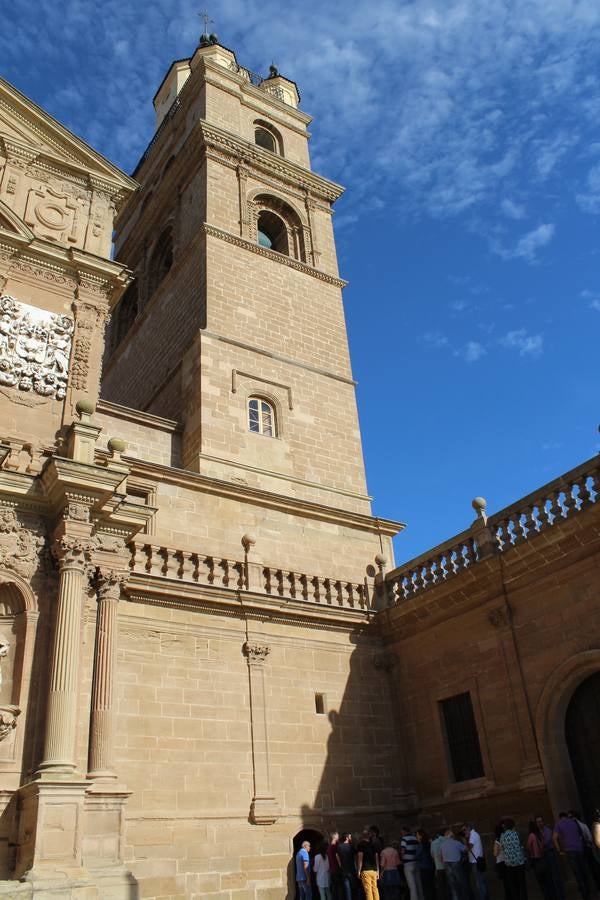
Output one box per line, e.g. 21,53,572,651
52,536,94,573
243,641,271,666
96,569,127,603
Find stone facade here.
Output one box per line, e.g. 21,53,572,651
0,37,598,900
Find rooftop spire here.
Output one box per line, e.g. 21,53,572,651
198,8,218,47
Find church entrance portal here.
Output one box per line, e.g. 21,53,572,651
566,671,600,820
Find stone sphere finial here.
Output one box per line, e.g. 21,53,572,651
107,437,127,454
75,398,95,419
374,553,387,569
472,496,487,517
241,534,256,552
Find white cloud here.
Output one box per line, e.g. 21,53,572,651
494,224,555,262
454,341,486,363
577,162,600,213
422,331,449,348
500,329,544,357
580,289,600,311
501,199,526,220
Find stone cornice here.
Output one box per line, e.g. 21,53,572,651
96,399,181,434
124,456,403,537
204,224,347,287
125,574,371,629
198,121,343,203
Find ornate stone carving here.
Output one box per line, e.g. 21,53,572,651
243,641,270,665
70,301,107,392
0,294,73,400
0,507,46,580
0,705,19,741
53,536,94,572
97,569,127,602
63,501,91,523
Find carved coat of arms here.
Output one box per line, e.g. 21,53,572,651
0,295,73,401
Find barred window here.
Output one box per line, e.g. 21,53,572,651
248,397,275,437
439,692,484,782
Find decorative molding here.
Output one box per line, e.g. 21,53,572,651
231,369,293,410
0,294,73,400
203,224,347,288
242,640,271,665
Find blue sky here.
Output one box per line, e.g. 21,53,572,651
3,0,599,563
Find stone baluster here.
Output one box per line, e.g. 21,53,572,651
243,641,279,825
87,569,125,781
40,535,92,774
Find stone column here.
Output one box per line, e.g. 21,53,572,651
39,536,91,774
87,570,124,781
243,640,279,825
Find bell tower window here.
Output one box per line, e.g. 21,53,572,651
257,210,289,255
254,120,283,155
248,397,276,437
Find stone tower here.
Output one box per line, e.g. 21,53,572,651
102,38,373,533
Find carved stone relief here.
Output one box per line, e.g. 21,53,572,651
0,507,46,581
24,186,86,246
0,294,73,401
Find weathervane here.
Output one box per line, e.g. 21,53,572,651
198,9,218,46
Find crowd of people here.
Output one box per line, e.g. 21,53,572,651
294,811,600,900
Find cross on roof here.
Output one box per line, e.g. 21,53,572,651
198,9,214,32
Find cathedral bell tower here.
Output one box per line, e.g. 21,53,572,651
103,34,378,530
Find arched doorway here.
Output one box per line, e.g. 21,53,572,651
288,828,324,900
566,671,600,820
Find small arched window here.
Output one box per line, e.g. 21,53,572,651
147,227,173,298
257,210,289,255
248,397,276,437
254,120,283,155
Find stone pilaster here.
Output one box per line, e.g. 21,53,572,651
87,569,125,781
243,640,279,825
39,534,92,774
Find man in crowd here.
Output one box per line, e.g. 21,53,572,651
553,811,590,900
296,839,312,900
442,826,467,900
467,822,489,900
401,825,424,900
337,832,357,900
431,829,449,900
356,826,380,900
328,830,343,899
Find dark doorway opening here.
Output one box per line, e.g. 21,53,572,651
288,828,325,900
566,671,600,820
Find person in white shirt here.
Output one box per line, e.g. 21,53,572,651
467,824,489,900
313,842,332,900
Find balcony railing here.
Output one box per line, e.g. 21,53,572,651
128,541,370,612
382,455,600,607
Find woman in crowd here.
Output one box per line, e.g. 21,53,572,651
313,840,332,900
499,818,527,900
525,821,555,900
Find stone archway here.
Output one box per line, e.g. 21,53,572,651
565,671,600,820
288,827,325,900
535,649,600,815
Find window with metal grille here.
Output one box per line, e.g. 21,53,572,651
248,397,275,437
439,692,484,782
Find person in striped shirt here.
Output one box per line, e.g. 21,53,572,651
402,826,424,900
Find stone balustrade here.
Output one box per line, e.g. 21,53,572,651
128,541,369,611
383,454,600,607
